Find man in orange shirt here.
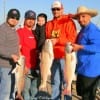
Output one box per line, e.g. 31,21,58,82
46,1,77,100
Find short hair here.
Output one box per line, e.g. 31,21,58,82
37,13,47,22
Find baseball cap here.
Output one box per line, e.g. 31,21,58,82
51,1,63,8
25,10,36,19
7,9,20,20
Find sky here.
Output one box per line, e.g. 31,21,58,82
0,0,100,28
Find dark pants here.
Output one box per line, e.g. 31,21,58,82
76,74,98,100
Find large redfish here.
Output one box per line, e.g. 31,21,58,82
12,55,25,100
39,39,54,91
63,43,77,95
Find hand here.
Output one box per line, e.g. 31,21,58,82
72,43,84,52
24,67,29,75
11,54,19,62
50,38,58,45
62,85,72,96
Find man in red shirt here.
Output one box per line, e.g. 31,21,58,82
46,1,77,99
17,10,38,100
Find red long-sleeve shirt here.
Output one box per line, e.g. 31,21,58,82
17,27,37,69
46,15,77,59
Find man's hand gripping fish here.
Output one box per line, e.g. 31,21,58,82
12,55,25,100
63,42,77,96
39,39,54,91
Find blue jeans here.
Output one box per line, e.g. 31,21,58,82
0,67,1,83
23,70,38,100
0,67,15,100
51,59,72,100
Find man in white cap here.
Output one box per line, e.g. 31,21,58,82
72,6,100,100
45,0,77,100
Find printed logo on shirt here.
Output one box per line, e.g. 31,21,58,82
51,30,60,38
28,36,34,38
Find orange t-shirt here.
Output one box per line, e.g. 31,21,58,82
46,15,77,59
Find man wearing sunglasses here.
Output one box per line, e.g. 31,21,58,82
46,1,77,100
0,9,20,100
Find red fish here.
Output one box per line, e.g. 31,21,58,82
63,43,77,95
12,55,25,100
39,39,54,91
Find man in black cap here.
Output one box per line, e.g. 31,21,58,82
0,8,20,100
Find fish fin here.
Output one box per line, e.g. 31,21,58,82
12,65,19,73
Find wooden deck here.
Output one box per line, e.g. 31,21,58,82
72,81,82,100
46,80,100,100
46,78,82,100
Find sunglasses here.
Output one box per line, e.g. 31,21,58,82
52,8,61,11
11,16,19,20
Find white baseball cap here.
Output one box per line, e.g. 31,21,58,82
51,1,63,8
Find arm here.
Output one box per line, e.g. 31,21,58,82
37,25,46,49
17,29,24,53
73,28,100,53
83,30,100,53
0,28,19,60
0,29,11,58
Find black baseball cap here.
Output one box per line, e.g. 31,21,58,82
7,9,20,20
25,10,36,19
